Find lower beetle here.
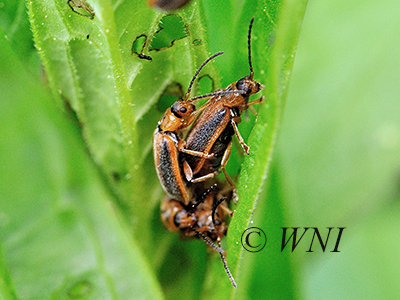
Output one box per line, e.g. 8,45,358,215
161,183,237,288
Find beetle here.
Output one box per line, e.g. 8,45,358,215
182,18,264,198
153,52,246,205
161,183,237,288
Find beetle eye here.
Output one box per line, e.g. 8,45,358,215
173,213,181,228
236,78,245,90
179,107,187,114
236,78,250,95
171,101,183,118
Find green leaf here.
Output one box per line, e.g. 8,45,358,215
27,0,223,251
0,0,39,71
275,0,400,298
0,244,17,300
0,28,162,299
5,0,398,297
304,205,400,299
218,0,308,298
1,0,308,298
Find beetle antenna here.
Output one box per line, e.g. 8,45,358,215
191,184,217,211
244,17,255,120
188,225,237,288
248,17,254,80
188,89,246,102
184,51,224,101
219,251,237,288
211,196,227,226
189,225,224,253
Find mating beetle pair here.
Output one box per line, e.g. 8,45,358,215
153,18,264,288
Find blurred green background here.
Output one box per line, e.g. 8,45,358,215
274,0,400,298
1,0,400,299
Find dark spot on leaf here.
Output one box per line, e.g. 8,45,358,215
86,34,89,39
138,53,152,61
67,280,92,299
112,172,121,181
150,0,192,11
192,39,201,46
132,34,152,61
67,0,95,20
149,15,188,51
157,82,183,112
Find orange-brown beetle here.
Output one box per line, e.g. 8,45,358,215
161,183,237,288
153,52,246,205
182,18,264,197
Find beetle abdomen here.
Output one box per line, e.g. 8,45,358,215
154,128,191,203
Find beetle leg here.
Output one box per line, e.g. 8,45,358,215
180,148,214,159
246,95,264,119
178,140,214,158
220,142,238,203
230,118,250,155
220,205,234,217
248,106,258,117
189,170,220,183
217,183,239,206
220,142,234,186
183,160,194,182
180,148,214,158
247,95,265,107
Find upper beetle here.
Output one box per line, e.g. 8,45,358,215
182,18,265,198
153,52,243,204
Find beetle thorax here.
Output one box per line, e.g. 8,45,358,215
158,109,184,132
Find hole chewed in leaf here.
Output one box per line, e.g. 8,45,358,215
197,74,215,96
67,0,95,20
132,35,152,61
156,76,215,112
157,82,184,112
192,39,202,46
149,15,187,51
